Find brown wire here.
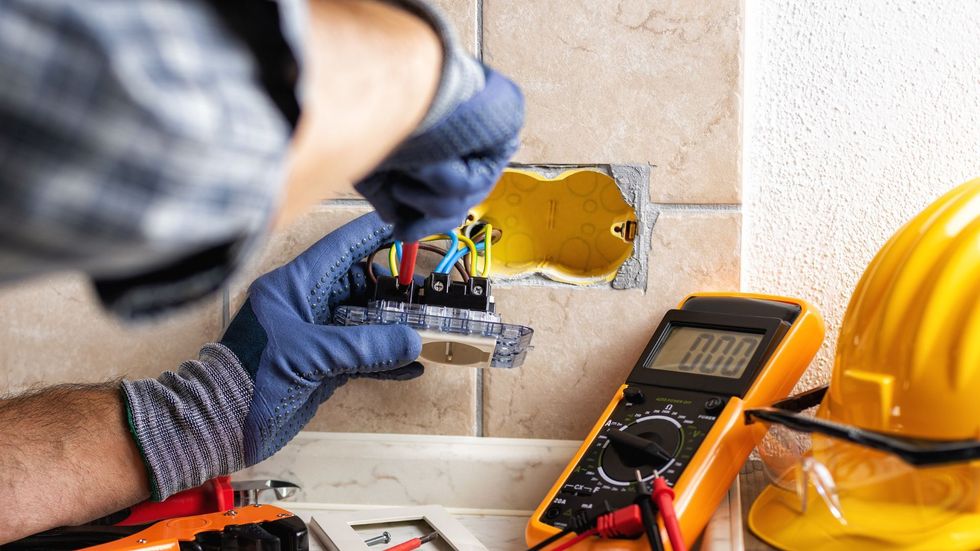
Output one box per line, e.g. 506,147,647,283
366,243,469,283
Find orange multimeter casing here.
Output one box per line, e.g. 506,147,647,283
526,292,824,550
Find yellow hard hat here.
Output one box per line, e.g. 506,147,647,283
829,178,980,440
747,178,980,550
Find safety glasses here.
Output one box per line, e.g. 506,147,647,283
745,386,980,467
744,386,980,534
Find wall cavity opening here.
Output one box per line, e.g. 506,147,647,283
467,164,651,289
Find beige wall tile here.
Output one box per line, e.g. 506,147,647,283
432,0,477,53
483,0,742,204
0,274,221,394
484,210,741,439
306,365,476,434
231,205,478,435
229,205,375,312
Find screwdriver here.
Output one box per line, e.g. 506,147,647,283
385,531,439,551
397,241,420,287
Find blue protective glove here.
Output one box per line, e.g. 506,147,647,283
122,213,422,499
356,65,525,241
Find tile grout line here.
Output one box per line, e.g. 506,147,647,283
322,198,741,212
475,0,485,437
654,203,742,211
475,0,484,61
319,198,371,207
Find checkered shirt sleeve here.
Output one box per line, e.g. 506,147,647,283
0,0,300,318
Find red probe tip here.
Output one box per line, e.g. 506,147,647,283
652,477,675,499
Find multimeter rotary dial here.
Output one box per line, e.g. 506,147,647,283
598,413,685,486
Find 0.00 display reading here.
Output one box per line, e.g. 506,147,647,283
645,326,763,379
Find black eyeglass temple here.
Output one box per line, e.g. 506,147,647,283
745,390,980,467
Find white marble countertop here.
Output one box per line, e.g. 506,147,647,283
241,432,744,550
282,503,529,551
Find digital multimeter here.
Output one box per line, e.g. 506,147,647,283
526,293,824,549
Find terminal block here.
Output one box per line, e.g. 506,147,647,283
371,274,494,313
420,273,494,313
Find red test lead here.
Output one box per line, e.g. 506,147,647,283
652,476,685,551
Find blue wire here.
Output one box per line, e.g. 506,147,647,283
441,241,485,274
434,233,460,274
394,240,402,262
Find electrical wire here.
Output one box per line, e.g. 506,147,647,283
388,243,399,277
548,529,597,551
391,234,461,276
651,477,685,551
444,240,484,275
525,529,572,551
420,234,455,276
474,223,493,276
387,224,497,279
367,244,470,284
456,234,478,275
426,233,459,274
639,499,666,551
402,230,477,284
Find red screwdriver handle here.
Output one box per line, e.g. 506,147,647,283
397,241,420,287
385,531,438,551
385,537,422,551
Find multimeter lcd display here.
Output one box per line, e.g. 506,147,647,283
645,326,763,379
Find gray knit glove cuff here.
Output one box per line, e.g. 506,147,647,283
122,343,253,501
387,0,485,133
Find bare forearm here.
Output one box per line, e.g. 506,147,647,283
0,384,149,543
280,0,443,224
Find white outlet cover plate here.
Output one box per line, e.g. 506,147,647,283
309,505,489,551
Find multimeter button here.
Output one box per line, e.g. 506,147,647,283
545,506,562,519
704,397,725,414
623,387,645,404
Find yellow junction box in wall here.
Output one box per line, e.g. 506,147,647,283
468,168,638,285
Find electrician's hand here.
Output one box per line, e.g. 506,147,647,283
356,63,524,241
122,213,422,500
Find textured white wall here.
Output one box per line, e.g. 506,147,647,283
743,1,980,388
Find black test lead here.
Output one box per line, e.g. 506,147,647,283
635,470,666,551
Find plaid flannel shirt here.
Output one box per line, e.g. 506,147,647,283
0,0,302,319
